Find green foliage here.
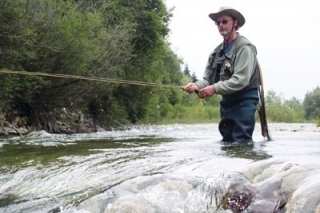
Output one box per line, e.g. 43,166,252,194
264,90,305,123
102,0,178,124
159,102,174,118
87,94,128,127
303,87,320,120
183,64,191,77
0,0,183,130
182,64,198,82
157,103,220,124
191,72,198,83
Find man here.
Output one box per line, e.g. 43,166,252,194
183,7,260,144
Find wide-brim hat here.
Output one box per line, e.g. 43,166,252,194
209,7,245,28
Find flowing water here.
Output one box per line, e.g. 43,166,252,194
0,123,319,213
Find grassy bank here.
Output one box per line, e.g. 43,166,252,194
152,103,312,125
154,104,220,124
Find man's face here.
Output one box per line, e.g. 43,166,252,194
215,15,235,37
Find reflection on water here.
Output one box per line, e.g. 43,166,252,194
220,142,272,161
0,123,319,213
0,137,175,170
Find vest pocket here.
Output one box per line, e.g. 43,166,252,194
219,59,233,81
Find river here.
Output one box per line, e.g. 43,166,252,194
0,123,319,213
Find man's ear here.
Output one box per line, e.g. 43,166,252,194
233,19,239,30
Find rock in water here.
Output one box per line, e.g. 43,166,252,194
202,171,287,213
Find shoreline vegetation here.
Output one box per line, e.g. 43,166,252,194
0,105,220,137
1,104,318,137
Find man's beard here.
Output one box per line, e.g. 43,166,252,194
220,30,230,37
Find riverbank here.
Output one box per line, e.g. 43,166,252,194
0,105,219,137
0,111,132,137
1,107,317,137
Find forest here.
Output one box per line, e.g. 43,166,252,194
1,0,319,134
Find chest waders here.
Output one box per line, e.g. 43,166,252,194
218,88,259,143
211,36,260,143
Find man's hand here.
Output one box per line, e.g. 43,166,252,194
182,83,199,94
199,85,216,98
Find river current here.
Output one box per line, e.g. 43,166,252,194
0,123,319,213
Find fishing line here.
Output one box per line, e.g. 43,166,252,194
196,98,205,114
0,69,181,89
0,69,206,113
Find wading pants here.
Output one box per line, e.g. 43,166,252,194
218,88,259,143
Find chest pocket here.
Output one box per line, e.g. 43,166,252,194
211,53,235,83
220,57,234,81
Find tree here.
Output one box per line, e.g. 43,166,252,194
104,0,173,123
264,90,305,122
0,0,184,130
183,64,191,77
191,72,198,83
303,87,320,120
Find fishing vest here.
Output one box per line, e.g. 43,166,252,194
209,35,260,91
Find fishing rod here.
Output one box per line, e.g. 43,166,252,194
257,62,272,141
0,69,207,114
0,69,182,89
2,68,271,124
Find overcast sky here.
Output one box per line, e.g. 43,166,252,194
165,0,320,100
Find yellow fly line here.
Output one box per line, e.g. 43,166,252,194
0,69,205,113
0,69,182,89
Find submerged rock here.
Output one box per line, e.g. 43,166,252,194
77,160,320,213
202,171,287,213
241,159,320,213
104,195,156,213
